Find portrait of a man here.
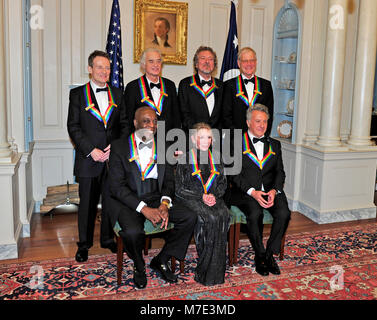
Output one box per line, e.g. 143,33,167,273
145,12,176,55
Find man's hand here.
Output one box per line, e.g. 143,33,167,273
251,190,274,209
202,193,216,207
141,206,168,229
90,145,111,162
158,203,169,230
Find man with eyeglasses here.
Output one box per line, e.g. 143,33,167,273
222,47,274,136
67,50,127,262
178,46,224,132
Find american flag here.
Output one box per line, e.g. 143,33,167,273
106,0,124,91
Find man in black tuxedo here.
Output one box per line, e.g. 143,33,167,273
230,104,290,276
222,47,274,136
123,48,180,136
178,46,223,132
108,107,196,289
67,50,127,262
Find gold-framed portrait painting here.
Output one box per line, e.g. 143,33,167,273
134,0,188,65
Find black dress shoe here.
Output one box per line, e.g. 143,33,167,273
150,257,178,283
254,257,269,276
75,248,88,262
266,255,281,275
101,242,117,254
133,267,147,289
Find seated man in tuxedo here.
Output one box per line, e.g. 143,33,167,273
178,46,224,132
107,107,196,289
230,104,290,276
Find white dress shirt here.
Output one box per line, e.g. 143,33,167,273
90,80,109,119
146,78,161,112
198,74,215,116
241,74,255,103
134,134,172,212
246,130,265,196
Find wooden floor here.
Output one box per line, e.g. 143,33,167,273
1,194,376,266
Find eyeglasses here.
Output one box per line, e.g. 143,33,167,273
240,59,257,64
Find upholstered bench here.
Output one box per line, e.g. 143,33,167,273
229,206,286,264
114,220,184,285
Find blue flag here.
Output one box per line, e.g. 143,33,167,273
220,1,240,81
106,0,124,90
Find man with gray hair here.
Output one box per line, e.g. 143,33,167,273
222,47,274,136
230,104,290,277
123,48,180,136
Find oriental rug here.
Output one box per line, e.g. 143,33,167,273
1,224,376,300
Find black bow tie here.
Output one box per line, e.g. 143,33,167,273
200,80,212,87
244,78,255,85
96,87,108,93
150,82,161,90
253,136,267,144
139,141,153,150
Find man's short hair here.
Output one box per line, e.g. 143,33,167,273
246,103,270,120
237,47,257,61
140,48,163,70
154,17,170,31
88,50,110,67
193,46,218,73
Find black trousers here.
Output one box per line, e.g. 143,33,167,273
77,168,114,249
117,199,197,271
231,189,291,258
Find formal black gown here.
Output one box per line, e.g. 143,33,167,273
175,150,231,286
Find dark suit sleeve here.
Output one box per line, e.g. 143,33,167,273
123,81,137,138
117,91,128,140
178,79,193,131
161,163,175,200
231,167,254,194
67,88,95,157
169,82,181,129
108,141,142,211
272,140,285,192
264,81,274,136
222,80,235,130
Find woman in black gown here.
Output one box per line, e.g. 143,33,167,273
175,123,231,286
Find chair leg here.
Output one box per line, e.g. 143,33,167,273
116,235,123,285
171,257,176,273
279,233,286,261
233,223,241,264
179,260,184,274
228,224,235,266
144,236,150,255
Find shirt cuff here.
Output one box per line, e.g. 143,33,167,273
161,196,173,208
247,188,255,196
136,201,147,213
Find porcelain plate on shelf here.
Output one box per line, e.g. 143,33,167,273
277,120,293,139
286,97,294,115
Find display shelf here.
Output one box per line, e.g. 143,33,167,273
271,1,301,143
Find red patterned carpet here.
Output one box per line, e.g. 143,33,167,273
1,224,376,300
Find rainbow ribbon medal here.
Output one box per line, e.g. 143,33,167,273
138,76,168,116
243,132,275,170
190,148,219,194
128,133,157,181
235,75,262,107
189,76,217,99
84,83,117,126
